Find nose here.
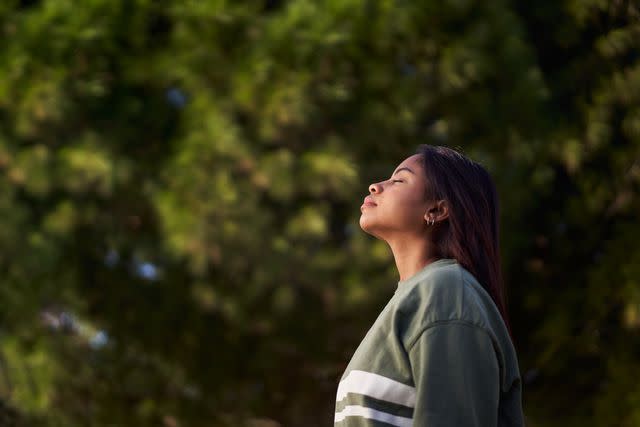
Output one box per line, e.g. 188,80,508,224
369,182,382,194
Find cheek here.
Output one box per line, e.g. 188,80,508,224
392,194,426,227
389,193,426,220
360,199,425,232
390,204,425,227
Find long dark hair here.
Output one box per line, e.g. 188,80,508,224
416,145,512,337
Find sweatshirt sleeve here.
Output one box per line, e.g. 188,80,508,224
407,322,500,427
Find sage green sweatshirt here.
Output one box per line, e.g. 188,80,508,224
334,258,524,427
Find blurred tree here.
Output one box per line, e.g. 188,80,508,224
0,0,637,426
511,1,640,426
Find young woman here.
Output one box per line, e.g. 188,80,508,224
334,145,524,426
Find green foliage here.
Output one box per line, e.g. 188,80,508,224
0,0,638,426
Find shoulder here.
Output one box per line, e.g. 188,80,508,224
393,262,491,341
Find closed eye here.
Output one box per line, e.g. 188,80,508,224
391,179,404,183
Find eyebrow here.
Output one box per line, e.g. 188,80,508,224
392,167,415,176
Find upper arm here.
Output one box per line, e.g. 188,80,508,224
408,322,500,427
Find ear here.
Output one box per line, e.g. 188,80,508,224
423,200,449,223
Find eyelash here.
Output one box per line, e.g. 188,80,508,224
391,179,404,183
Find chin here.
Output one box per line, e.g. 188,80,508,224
359,216,384,239
359,214,371,232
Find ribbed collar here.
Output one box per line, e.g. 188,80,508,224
396,258,458,291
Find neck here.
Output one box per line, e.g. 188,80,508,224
387,234,440,282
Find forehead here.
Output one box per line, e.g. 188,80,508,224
394,154,423,172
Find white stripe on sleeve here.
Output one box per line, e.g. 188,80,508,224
335,405,413,427
336,370,416,408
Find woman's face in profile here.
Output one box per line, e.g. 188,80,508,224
359,154,431,240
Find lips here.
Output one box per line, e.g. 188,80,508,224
361,196,377,209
